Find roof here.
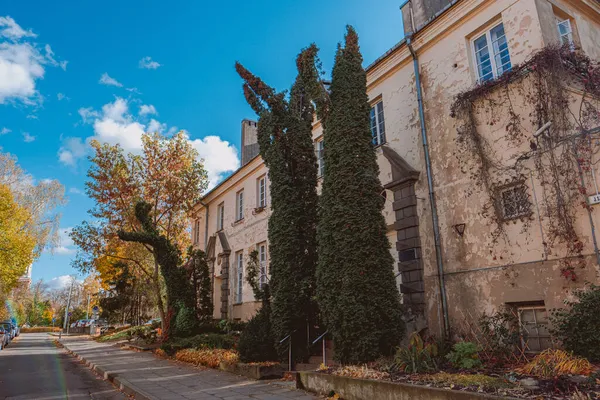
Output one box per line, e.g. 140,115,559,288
198,153,261,204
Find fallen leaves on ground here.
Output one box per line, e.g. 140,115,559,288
174,348,239,369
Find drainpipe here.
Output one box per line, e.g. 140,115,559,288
407,35,450,337
200,200,209,250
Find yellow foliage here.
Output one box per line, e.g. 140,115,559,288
518,349,593,377
174,348,239,369
0,184,35,292
21,327,61,333
331,365,390,380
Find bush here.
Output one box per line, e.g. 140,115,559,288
173,304,197,338
394,333,439,373
479,307,521,362
125,325,157,344
161,333,236,355
175,348,239,369
446,342,482,370
550,284,600,362
238,306,277,363
20,327,61,333
518,349,593,378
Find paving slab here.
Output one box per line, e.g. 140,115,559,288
60,336,320,400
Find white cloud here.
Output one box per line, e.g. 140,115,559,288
0,16,66,105
58,137,86,166
139,56,161,69
0,16,36,40
22,132,35,142
69,187,82,194
57,92,69,101
99,72,122,87
139,104,157,116
0,127,10,135
77,97,239,187
126,87,141,94
46,275,77,290
78,107,99,124
188,135,240,187
26,113,37,119
54,227,75,254
147,118,166,133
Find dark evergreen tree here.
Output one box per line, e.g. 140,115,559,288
189,249,213,322
236,61,319,362
301,26,404,363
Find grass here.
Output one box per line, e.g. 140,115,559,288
96,327,134,342
425,372,513,389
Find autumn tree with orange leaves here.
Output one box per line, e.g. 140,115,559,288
71,132,208,335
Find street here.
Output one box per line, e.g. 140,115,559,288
0,333,125,400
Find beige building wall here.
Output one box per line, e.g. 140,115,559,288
192,1,600,343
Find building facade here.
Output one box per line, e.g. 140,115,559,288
192,0,600,348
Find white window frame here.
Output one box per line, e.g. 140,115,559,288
193,219,200,245
471,22,512,83
370,101,386,146
517,306,551,353
316,140,325,177
236,190,244,221
556,18,574,48
257,176,266,208
217,202,224,231
257,243,267,288
236,251,243,303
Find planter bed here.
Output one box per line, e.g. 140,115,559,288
219,362,285,380
297,371,516,400
297,369,600,400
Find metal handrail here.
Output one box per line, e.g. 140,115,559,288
279,330,296,371
311,330,329,366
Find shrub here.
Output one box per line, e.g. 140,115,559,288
478,307,521,361
446,342,482,370
550,284,600,362
20,327,61,333
173,304,196,338
125,326,157,344
394,333,439,373
161,333,236,355
238,306,277,363
174,348,239,369
518,349,593,377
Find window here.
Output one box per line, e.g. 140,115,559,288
473,23,512,83
518,306,551,352
316,140,325,177
193,219,200,245
557,18,574,47
236,251,243,303
258,243,267,288
235,190,244,221
257,176,266,208
499,184,530,220
370,101,386,146
217,202,224,231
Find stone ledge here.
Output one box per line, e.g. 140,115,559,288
219,362,285,380
296,372,517,400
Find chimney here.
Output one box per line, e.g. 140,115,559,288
241,119,259,166
401,0,453,36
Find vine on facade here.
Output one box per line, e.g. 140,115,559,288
451,45,600,281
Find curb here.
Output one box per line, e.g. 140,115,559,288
60,339,156,400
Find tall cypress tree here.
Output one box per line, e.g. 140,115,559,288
235,61,318,362
306,26,404,364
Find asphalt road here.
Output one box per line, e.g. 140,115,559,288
0,333,126,400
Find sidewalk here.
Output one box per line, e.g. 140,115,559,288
59,336,319,400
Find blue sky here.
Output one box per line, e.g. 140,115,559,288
0,0,404,287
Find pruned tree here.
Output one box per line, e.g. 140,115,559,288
236,57,319,362
299,26,404,363
71,132,207,336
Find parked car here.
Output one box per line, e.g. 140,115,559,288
0,327,7,349
0,322,12,344
144,318,161,326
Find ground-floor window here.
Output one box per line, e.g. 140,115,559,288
517,305,551,352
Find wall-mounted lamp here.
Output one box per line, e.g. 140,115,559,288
454,223,466,236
